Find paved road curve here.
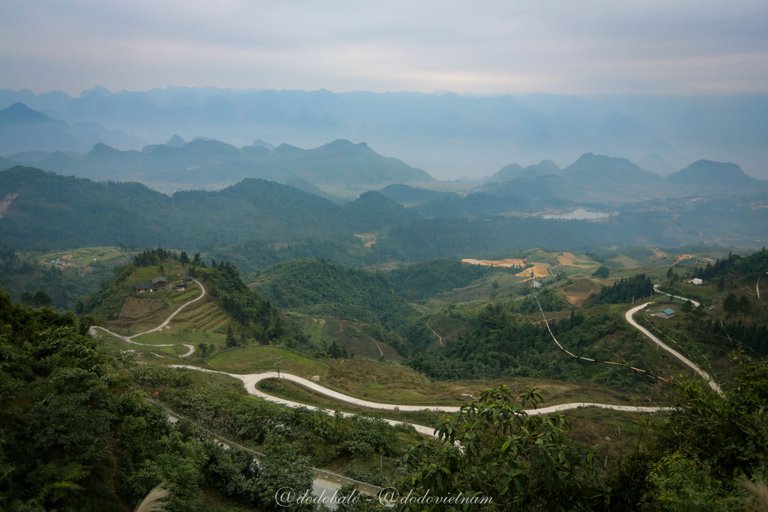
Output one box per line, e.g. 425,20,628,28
627,287,722,395
169,365,676,439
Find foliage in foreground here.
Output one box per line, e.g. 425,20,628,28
401,386,606,511
0,288,316,511
403,352,768,511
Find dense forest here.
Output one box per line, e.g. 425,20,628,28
384,259,495,302
252,258,416,331
407,304,651,388
591,274,654,304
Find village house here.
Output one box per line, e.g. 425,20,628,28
653,308,675,319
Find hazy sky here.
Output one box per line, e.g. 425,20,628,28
1,0,766,95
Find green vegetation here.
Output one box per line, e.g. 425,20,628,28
0,286,310,511
253,259,413,328
408,302,664,392
135,365,422,486
2,212,767,511
694,248,768,281
402,386,607,511
591,273,653,304
401,354,768,511
195,260,283,344
0,246,134,310
384,259,495,302
207,345,329,376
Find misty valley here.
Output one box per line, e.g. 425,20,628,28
1,88,767,512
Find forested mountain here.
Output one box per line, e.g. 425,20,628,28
0,167,349,249
2,165,768,263
377,183,458,206
482,153,768,205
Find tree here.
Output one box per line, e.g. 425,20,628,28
614,351,768,510
723,294,740,317
738,296,751,315
592,266,610,278
252,433,314,511
226,323,238,348
401,385,605,511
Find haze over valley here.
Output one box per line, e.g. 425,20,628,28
1,1,767,511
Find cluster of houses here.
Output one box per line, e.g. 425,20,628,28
133,276,190,294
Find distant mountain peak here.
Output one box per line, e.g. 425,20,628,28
321,139,371,152
0,103,51,123
250,138,274,150
566,153,656,177
667,160,760,189
166,134,186,147
88,142,121,156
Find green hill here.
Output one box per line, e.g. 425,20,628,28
252,258,415,330
385,259,496,302
86,248,283,348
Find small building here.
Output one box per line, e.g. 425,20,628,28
690,278,704,285
173,281,187,291
134,282,156,293
151,276,168,287
653,308,676,319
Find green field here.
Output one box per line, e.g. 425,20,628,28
207,345,330,376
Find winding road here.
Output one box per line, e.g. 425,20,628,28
90,279,207,358
168,365,676,439
626,286,722,395
91,279,723,440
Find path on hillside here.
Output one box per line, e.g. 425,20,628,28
89,280,206,358
426,318,444,347
652,284,701,308
169,365,676,439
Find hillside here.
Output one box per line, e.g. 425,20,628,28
86,248,282,343
251,259,415,331
0,167,351,249
385,259,497,302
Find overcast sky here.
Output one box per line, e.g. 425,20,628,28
1,0,766,96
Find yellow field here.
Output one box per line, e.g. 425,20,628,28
556,252,597,269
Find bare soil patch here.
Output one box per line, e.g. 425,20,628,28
516,263,550,278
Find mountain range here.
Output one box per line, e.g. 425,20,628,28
0,103,433,194
1,87,766,180
1,163,766,262
1,102,765,203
